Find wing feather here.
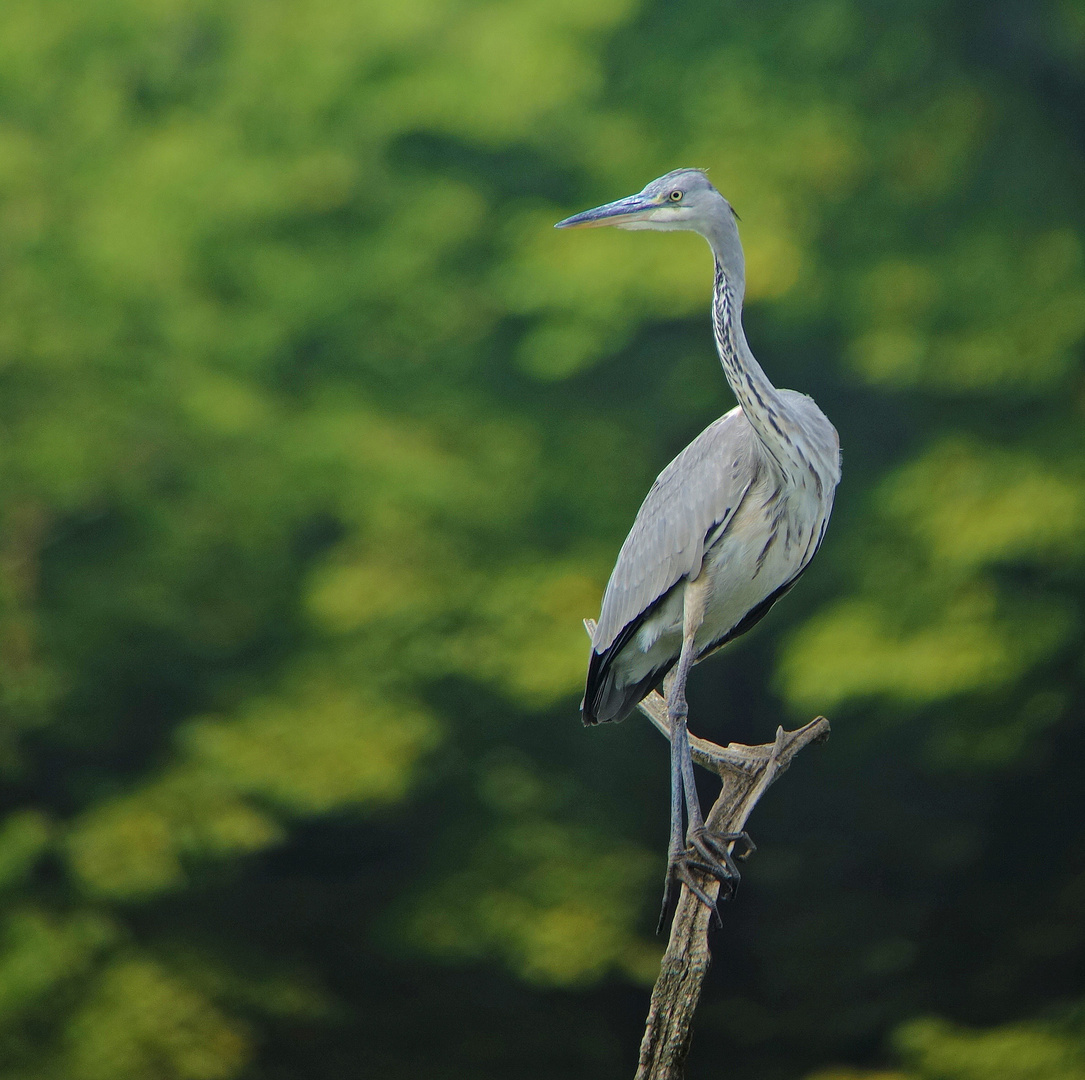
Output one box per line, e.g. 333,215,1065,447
591,406,761,655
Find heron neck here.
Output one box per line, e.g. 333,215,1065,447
712,259,803,478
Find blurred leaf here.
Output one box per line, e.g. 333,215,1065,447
779,591,1074,711
184,669,441,814
66,764,281,900
895,1016,1085,1080
60,958,250,1080
401,817,659,987
0,812,51,894
0,909,116,1027
880,438,1085,571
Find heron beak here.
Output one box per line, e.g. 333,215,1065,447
554,194,658,229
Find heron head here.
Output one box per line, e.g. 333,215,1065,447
554,169,735,234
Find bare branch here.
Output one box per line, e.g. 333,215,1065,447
633,714,828,1080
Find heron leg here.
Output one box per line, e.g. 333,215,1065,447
660,665,721,926
658,577,743,928
658,699,688,926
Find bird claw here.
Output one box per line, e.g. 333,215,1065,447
657,830,754,932
658,856,723,932
674,861,724,926
690,827,755,878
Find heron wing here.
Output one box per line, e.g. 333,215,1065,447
591,406,760,656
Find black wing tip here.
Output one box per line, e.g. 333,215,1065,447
582,649,608,725
583,600,659,726
583,647,672,727
580,694,601,727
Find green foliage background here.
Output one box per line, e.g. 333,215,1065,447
0,0,1083,1076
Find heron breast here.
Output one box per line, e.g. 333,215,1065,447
695,486,821,651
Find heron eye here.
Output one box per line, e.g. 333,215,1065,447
669,190,683,202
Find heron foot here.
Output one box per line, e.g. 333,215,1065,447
656,830,755,932
689,827,755,883
658,854,721,931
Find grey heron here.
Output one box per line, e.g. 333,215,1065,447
556,170,840,918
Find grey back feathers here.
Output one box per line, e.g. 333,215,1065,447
591,406,758,655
